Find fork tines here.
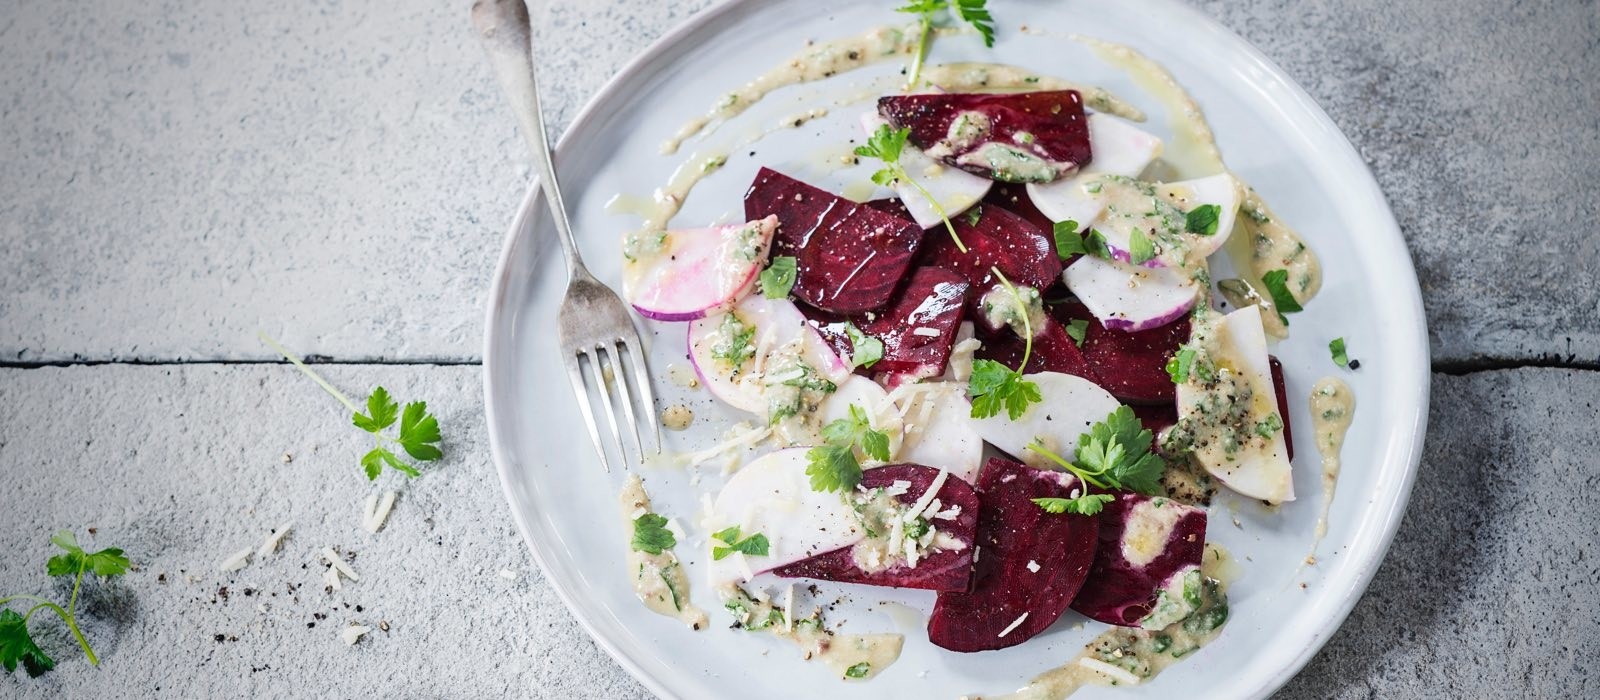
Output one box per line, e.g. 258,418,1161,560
564,338,660,472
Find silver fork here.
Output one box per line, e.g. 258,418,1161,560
473,0,659,471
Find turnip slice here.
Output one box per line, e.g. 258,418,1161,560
688,294,850,415
1062,254,1200,332
860,113,991,230
892,382,984,483
1070,493,1207,628
1091,173,1243,268
623,216,777,321
815,375,905,458
706,448,866,584
928,458,1099,652
772,464,981,592
1026,114,1163,229
967,371,1121,467
1176,305,1294,503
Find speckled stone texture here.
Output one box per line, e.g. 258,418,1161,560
1,0,1597,698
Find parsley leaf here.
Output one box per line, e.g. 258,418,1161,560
631,513,676,555
1329,337,1351,369
1185,204,1221,236
760,256,798,299
963,205,984,227
807,405,890,492
712,313,757,368
0,610,53,677
711,526,771,560
952,0,996,47
352,386,398,433
398,401,442,461
1166,346,1198,384
898,0,999,88
1084,229,1113,259
845,322,884,370
1032,494,1115,516
1128,229,1156,265
1053,220,1086,259
1261,269,1304,325
1065,319,1090,348
857,124,968,252
46,530,128,579
844,661,873,679
968,359,1043,420
1028,406,1166,497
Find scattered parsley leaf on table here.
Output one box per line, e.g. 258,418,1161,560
1329,337,1351,369
3,530,130,676
711,527,771,560
0,610,53,678
260,332,444,480
631,513,676,555
856,123,968,252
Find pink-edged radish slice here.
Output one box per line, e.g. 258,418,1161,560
890,381,985,483
810,375,905,458
623,215,777,321
859,113,992,229
772,464,981,592
1176,305,1294,503
1088,173,1243,269
1070,493,1207,628
706,448,866,585
967,371,1121,467
1026,114,1163,229
1062,254,1200,332
687,294,851,415
928,458,1099,652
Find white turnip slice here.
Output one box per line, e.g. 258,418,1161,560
966,371,1122,467
706,448,866,585
1062,254,1200,332
1026,114,1163,229
1175,305,1294,503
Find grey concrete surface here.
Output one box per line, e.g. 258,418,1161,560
1,0,1597,698
3,0,1595,364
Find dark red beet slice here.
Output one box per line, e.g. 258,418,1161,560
929,458,1099,652
744,168,922,314
984,183,1056,235
1131,402,1178,435
879,91,1092,183
773,464,980,592
1269,356,1294,461
863,196,915,224
1070,493,1207,627
917,202,1061,316
802,267,970,379
974,316,1097,383
1053,302,1190,405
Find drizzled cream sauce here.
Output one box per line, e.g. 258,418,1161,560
718,584,904,680
973,544,1236,700
1308,377,1355,542
619,475,707,630
606,150,729,237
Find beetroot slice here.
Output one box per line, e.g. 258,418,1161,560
1070,493,1207,628
744,168,922,314
917,202,1061,316
1053,302,1190,405
1269,356,1294,461
878,91,1092,183
802,267,970,379
928,458,1099,652
772,464,980,592
974,316,1098,383
985,183,1057,236
1131,403,1178,435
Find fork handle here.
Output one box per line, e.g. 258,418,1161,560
471,0,586,277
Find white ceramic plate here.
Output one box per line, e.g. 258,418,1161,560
483,1,1429,698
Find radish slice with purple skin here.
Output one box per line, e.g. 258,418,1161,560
859,112,991,230
706,448,867,584
892,382,984,483
1062,254,1200,332
622,215,778,321
1026,114,1163,230
967,371,1121,468
687,294,850,416
1176,305,1294,503
1087,173,1243,269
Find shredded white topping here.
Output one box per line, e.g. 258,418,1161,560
906,470,949,523
363,492,397,534
886,480,914,497
1078,657,1142,685
783,583,796,634
1027,560,1041,573
911,326,940,337
340,624,371,646
217,548,252,573
679,423,772,470
934,504,962,520
997,612,1030,637
255,522,293,558
498,569,517,581
321,547,360,583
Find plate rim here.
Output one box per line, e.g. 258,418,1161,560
481,1,1431,698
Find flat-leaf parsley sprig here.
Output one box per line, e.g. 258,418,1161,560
898,0,997,89
967,268,1043,420
1,530,130,677
1026,406,1166,516
856,123,968,253
260,332,443,480
806,404,892,493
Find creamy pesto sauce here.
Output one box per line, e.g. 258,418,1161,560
718,584,904,680
974,544,1235,700
1308,377,1355,542
849,485,966,573
620,475,708,630
1215,277,1290,340
606,150,729,239
660,25,919,155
